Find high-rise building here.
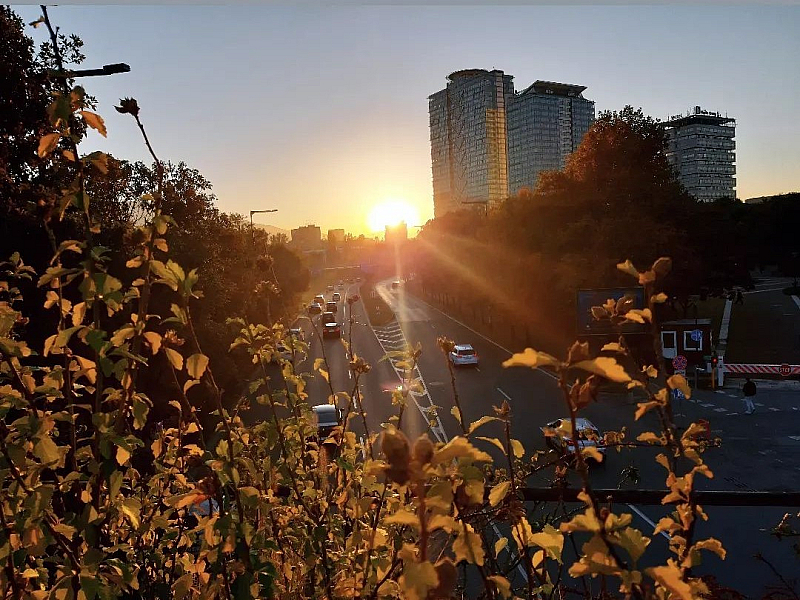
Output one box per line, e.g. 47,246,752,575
429,69,514,217
507,81,595,195
429,70,594,217
290,224,322,252
662,107,736,202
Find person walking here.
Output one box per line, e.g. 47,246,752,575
735,289,744,305
742,377,757,415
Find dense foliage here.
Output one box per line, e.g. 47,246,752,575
1,7,797,600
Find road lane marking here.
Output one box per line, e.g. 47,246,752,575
627,504,670,541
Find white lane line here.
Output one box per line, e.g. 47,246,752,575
792,295,800,310
627,503,670,541
497,388,513,403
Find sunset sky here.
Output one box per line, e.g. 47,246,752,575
17,5,800,235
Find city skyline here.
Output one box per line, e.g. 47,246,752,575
15,5,800,233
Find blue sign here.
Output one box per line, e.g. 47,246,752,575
690,329,703,342
672,388,686,401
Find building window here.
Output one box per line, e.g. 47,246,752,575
683,330,702,352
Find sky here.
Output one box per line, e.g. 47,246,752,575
14,4,800,236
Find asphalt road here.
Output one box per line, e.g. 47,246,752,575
245,279,800,596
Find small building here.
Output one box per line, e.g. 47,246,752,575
660,319,714,374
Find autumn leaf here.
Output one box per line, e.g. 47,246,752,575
510,438,524,458
164,347,183,371
529,524,564,563
80,110,107,137
648,561,693,600
651,292,668,304
512,516,535,550
616,527,651,564
574,357,631,382
487,575,512,599
667,374,691,399
502,348,560,370
467,415,499,435
398,545,439,600
186,353,209,380
452,524,484,566
451,406,461,425
37,133,60,158
432,436,491,465
617,259,639,279
488,481,511,507
143,331,161,355
494,537,508,555
116,445,131,465
385,509,419,528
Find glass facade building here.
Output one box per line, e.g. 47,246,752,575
663,107,736,202
507,81,595,195
429,69,514,217
429,71,594,217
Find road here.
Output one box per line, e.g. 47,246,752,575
246,279,800,596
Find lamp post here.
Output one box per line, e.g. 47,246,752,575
250,209,278,245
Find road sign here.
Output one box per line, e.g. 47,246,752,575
672,355,688,371
672,388,686,401
779,363,792,377
690,329,703,342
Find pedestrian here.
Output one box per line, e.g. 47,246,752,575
742,377,756,415
735,290,744,305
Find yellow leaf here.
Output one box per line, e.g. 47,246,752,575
37,133,60,158
636,432,661,444
183,380,200,394
494,537,508,556
186,353,209,380
153,238,168,252
655,453,671,471
475,436,505,454
616,527,651,564
143,331,161,355
560,507,601,534
110,325,135,347
512,516,535,550
652,257,673,278
601,342,624,352
510,438,524,458
617,259,640,279
528,524,564,563
164,347,183,371
648,561,693,600
502,347,560,370
692,537,726,560
651,292,668,304
488,481,511,507
432,436,491,465
427,514,458,533
667,374,692,399
467,415,499,435
62,150,75,161
385,509,419,528
452,524,484,566
574,357,631,382
126,256,144,269
451,405,461,425
638,270,657,285
151,438,163,458
71,302,86,327
635,401,660,421
116,445,131,465
487,575,512,599
582,446,604,462
624,308,652,323
79,110,107,137
398,545,439,600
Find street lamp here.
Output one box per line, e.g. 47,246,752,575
250,209,278,244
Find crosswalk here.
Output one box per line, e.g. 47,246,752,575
372,321,448,444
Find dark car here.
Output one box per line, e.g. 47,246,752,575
326,301,338,313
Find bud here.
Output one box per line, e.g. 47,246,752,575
412,435,434,466
381,429,410,485
115,97,140,117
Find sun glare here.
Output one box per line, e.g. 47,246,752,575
367,200,420,233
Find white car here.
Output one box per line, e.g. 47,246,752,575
542,418,605,463
449,344,479,367
312,404,343,439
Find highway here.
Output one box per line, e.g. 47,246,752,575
249,279,800,596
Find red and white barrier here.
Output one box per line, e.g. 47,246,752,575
724,364,800,376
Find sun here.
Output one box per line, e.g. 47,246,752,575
367,200,420,233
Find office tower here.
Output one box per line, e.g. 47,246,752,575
506,81,595,195
429,69,514,217
663,107,736,202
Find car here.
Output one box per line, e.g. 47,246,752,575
391,280,400,289
449,344,479,366
322,317,341,338
326,285,334,292
308,302,322,315
356,277,362,282
332,292,341,302
314,294,326,305
312,404,343,439
275,342,293,361
289,327,304,341
326,301,338,313
541,418,605,463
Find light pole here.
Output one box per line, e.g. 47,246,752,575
250,209,278,245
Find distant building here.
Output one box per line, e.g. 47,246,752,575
663,107,736,202
429,69,514,217
385,221,408,245
290,225,322,252
327,229,345,244
507,81,595,195
428,69,594,217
